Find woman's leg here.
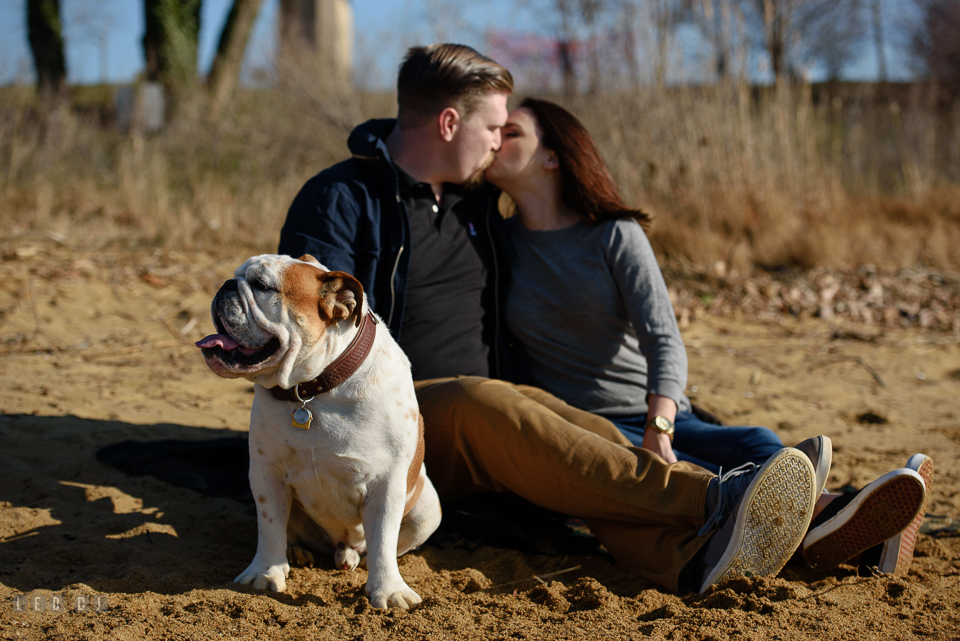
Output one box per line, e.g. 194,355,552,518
612,412,784,474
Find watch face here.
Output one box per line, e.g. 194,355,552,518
653,416,675,435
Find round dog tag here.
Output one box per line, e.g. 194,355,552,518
292,407,313,429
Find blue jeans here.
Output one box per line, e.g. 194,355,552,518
610,411,783,474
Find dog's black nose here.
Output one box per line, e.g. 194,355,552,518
221,279,239,292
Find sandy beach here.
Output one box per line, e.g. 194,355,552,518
2,243,959,640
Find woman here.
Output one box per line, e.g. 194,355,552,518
484,98,933,576
485,97,782,472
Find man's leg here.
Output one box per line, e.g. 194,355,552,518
415,376,713,591
511,384,634,447
585,520,708,592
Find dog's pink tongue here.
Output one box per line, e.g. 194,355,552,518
195,334,240,350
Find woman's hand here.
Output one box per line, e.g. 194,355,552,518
642,429,678,464
643,394,679,464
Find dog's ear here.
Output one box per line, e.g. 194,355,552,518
298,254,321,265
318,271,364,327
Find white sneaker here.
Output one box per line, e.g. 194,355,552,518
859,454,934,575
803,467,926,571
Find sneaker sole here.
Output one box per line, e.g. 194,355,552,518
804,469,925,571
700,448,816,592
877,455,933,574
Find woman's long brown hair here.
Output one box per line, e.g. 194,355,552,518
519,97,652,231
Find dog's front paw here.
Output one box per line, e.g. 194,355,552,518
334,543,361,571
366,579,422,610
235,560,289,592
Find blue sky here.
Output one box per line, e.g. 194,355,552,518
0,0,917,88
0,0,543,87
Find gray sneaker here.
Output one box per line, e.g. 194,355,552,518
698,447,818,593
793,435,832,497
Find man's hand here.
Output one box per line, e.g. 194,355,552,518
642,429,678,464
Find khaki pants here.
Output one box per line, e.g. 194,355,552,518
415,376,714,592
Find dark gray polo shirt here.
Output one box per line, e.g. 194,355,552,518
394,163,493,380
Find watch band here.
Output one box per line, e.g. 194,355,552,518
647,415,675,442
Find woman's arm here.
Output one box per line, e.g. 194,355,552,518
606,220,687,464
605,220,689,406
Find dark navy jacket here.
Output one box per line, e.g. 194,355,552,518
278,118,518,381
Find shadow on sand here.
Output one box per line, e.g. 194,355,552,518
0,413,601,598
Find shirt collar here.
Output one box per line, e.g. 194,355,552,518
393,162,428,195
393,163,470,206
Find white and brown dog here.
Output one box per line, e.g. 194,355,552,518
196,254,441,609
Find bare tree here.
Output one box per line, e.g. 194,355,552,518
616,0,645,85
736,0,804,82
206,0,264,120
684,0,739,81
794,0,865,81
738,0,865,83
550,0,586,95
278,0,353,89
142,0,202,114
648,0,689,87
910,0,960,90
26,0,67,104
510,0,610,95
871,0,886,82
64,0,116,84
274,0,356,133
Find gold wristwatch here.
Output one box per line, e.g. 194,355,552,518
647,415,675,442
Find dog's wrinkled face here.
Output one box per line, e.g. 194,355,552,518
196,254,363,388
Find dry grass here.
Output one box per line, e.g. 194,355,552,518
1,79,958,272
0,81,392,255
563,83,960,271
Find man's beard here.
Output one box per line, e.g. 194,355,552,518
463,152,496,190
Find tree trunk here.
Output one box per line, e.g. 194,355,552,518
871,0,886,82
279,0,354,89
764,0,788,84
207,0,264,120
655,30,669,88
142,0,202,118
26,0,67,105
653,0,673,89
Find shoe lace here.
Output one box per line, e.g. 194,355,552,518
698,462,757,537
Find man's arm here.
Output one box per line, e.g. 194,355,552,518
278,177,363,277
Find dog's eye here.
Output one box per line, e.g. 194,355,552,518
251,278,273,292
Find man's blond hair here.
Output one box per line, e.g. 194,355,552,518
397,44,514,128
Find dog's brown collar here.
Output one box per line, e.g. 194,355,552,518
268,312,378,402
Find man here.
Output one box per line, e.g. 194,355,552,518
276,44,887,593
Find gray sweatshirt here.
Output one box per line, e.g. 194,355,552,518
504,216,691,418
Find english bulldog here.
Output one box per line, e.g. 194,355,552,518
195,254,441,609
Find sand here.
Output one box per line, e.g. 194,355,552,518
2,243,960,640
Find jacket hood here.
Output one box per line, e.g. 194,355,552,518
347,118,397,162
